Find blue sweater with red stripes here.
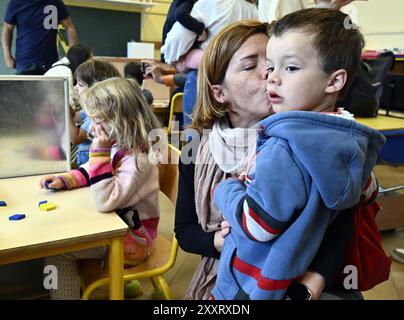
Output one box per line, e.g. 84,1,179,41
212,111,386,300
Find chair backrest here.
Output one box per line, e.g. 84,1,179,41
167,93,183,134
158,144,180,205
337,53,395,118
366,51,395,85
79,144,181,300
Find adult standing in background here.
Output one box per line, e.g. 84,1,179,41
258,0,354,22
162,0,258,127
2,0,78,75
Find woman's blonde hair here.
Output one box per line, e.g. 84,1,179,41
190,20,269,132
82,77,161,154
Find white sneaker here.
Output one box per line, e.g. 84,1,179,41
391,248,404,264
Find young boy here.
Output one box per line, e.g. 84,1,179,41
211,8,386,300
124,62,154,107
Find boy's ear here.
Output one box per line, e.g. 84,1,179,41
325,69,347,94
210,84,227,103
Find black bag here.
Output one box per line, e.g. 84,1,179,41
337,52,395,117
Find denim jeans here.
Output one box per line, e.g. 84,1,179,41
183,69,198,127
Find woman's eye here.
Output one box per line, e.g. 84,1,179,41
286,66,299,72
243,65,256,71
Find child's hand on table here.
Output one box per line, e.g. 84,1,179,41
39,176,65,191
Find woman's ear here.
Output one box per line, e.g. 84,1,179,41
325,69,347,94
210,84,227,103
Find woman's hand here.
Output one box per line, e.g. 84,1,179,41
39,175,65,190
197,29,207,42
296,271,326,300
142,59,165,83
214,220,231,252
315,0,354,9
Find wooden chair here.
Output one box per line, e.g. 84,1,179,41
79,144,180,299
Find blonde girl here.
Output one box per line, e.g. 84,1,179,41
40,77,162,300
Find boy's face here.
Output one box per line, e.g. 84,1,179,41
266,31,336,114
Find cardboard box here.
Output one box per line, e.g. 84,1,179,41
127,42,155,59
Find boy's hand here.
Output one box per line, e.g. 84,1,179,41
39,176,65,190
220,219,231,238
213,219,232,252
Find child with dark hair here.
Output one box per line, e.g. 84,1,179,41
44,44,93,107
124,61,154,106
70,60,120,166
211,8,386,300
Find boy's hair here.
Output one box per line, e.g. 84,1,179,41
82,77,161,154
270,8,365,96
124,62,144,86
66,44,93,75
74,60,121,87
191,20,270,132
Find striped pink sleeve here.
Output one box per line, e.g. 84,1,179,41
88,148,113,184
57,168,89,189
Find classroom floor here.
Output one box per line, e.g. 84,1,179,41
89,163,404,300
90,231,404,300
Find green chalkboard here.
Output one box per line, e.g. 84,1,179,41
66,6,141,57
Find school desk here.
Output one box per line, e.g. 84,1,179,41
356,115,404,230
0,174,128,300
356,115,404,132
356,115,404,164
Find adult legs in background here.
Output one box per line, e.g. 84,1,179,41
183,69,198,127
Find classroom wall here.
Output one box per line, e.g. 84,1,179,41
2,0,404,73
140,0,171,59
343,0,404,51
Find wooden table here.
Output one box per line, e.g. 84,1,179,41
0,174,128,299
